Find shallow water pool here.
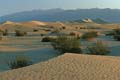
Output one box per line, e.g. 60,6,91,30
0,48,60,72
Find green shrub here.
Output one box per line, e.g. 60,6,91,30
0,29,8,36
41,37,55,42
112,29,120,41
114,34,120,41
82,31,98,40
15,30,27,36
7,55,32,69
52,36,82,54
80,27,86,29
33,29,39,32
41,34,44,36
113,28,120,34
69,32,76,36
87,41,110,55
105,31,114,36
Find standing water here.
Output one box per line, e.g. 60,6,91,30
0,48,60,72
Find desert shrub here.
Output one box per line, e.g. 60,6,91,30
82,31,98,40
52,36,82,54
7,55,32,69
113,28,120,34
62,26,66,29
77,34,81,39
112,29,120,41
0,29,8,36
40,34,44,36
69,32,76,36
15,30,27,36
87,41,110,55
114,35,120,41
52,29,60,33
41,34,44,36
69,32,81,39
80,27,86,29
33,29,39,32
41,37,55,42
3,29,8,36
105,31,114,36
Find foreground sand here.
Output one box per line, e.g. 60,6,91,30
0,53,120,80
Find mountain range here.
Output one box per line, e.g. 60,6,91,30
0,8,120,23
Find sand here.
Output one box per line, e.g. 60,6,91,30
0,53,120,80
0,36,51,52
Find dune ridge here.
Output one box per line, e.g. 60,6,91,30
0,53,120,80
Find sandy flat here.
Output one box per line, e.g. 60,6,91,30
0,53,120,80
0,36,51,52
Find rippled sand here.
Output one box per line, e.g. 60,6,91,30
0,53,120,80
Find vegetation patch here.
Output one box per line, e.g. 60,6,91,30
112,29,120,41
15,30,27,36
7,55,32,69
42,37,55,42
82,31,98,40
87,41,110,55
52,36,82,54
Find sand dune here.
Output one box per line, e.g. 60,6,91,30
2,21,19,25
30,20,46,26
0,53,120,80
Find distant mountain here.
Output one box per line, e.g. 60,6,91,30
1,8,120,23
92,18,108,24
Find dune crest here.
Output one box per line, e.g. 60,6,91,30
30,20,46,26
0,53,120,80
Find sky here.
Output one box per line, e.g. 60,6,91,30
0,0,120,16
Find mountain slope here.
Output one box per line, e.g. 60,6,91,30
1,8,120,23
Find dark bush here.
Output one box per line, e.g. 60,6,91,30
52,36,82,54
80,27,86,29
105,31,114,36
15,30,27,36
114,35,120,41
87,41,110,55
41,34,44,36
113,29,120,34
112,29,120,41
69,32,76,36
33,29,39,32
7,55,32,69
68,48,82,53
0,29,8,36
3,29,8,36
41,37,55,42
62,26,66,29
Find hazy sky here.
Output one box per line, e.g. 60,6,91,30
0,0,120,16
